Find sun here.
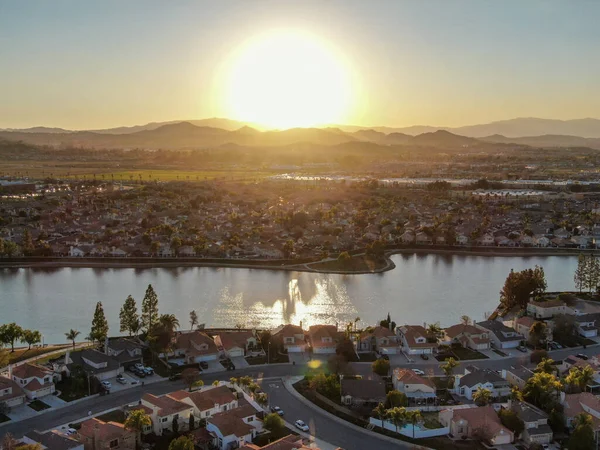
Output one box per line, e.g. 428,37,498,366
223,31,354,129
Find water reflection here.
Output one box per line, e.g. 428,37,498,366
0,254,580,343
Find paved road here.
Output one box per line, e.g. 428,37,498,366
2,344,596,443
262,379,410,450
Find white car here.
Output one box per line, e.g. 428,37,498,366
101,381,112,389
412,368,425,376
295,420,309,432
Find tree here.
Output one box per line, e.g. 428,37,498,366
168,436,193,450
441,357,459,388
181,368,201,392
22,230,34,256
473,387,493,406
309,373,340,399
406,410,422,439
0,348,9,368
499,266,547,309
498,409,524,437
373,403,387,428
426,322,442,342
90,302,109,343
255,392,268,407
188,414,195,431
372,358,390,376
510,386,523,402
159,314,180,333
189,310,198,330
566,366,595,393
0,323,23,352
119,295,139,336
21,329,41,349
263,413,285,432
574,254,586,293
171,416,179,434
528,321,548,349
387,407,407,433
15,444,41,450
141,284,159,333
386,390,408,408
460,315,471,326
523,371,562,411
327,354,348,375
568,412,595,450
2,432,17,450
150,241,160,255
124,409,152,450
552,314,577,345
171,237,182,256
3,241,19,258
65,329,80,348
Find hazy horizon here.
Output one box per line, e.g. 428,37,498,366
1,0,599,130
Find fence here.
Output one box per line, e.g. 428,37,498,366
369,417,449,439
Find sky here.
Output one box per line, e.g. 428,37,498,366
1,0,599,130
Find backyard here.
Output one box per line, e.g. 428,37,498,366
436,346,488,361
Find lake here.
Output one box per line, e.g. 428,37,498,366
0,254,578,344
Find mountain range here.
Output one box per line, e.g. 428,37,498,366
1,117,600,150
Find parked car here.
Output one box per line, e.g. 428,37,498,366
516,345,528,353
270,406,284,416
143,367,154,376
420,354,429,360
412,369,425,376
116,375,127,385
577,353,589,360
126,366,137,373
134,368,146,378
295,420,309,432
169,373,182,381
199,361,209,370
134,363,144,370
130,379,140,385
101,380,112,389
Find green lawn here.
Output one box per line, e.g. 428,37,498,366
307,255,388,273
421,412,443,429
0,413,10,423
245,354,289,365
492,349,508,357
450,347,488,360
358,352,378,362
28,399,51,411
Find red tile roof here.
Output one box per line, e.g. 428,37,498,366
393,368,436,389
0,376,26,401
12,363,52,380
214,331,255,351
169,386,237,411
79,418,134,442
142,393,192,416
208,409,255,438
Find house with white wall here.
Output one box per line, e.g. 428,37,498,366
527,299,567,319
454,366,510,401
308,325,338,354
170,331,220,363
0,376,26,407
392,368,436,401
439,406,513,444
475,320,524,349
139,393,194,436
206,405,261,450
11,363,55,400
213,331,258,358
271,324,307,353
397,325,438,355
169,385,239,420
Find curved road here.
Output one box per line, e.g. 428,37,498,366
1,344,596,448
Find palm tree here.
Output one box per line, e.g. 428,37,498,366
535,357,556,375
510,386,523,403
65,329,80,349
578,366,595,392
406,410,423,439
124,409,151,450
460,315,471,326
427,322,442,341
387,407,407,434
440,357,459,387
159,314,180,333
373,403,387,428
473,387,493,406
573,412,593,429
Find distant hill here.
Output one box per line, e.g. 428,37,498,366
481,133,600,150
337,117,600,138
0,126,73,134
88,118,252,134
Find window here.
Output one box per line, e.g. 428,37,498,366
162,418,168,423
109,439,119,448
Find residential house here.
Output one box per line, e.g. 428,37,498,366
392,368,436,401
477,234,495,246
511,402,553,446
340,378,386,407
308,325,338,354
475,320,524,349
454,366,510,401
206,405,261,450
513,316,536,341
78,418,136,450
59,349,123,381
561,392,600,432
526,299,567,319
69,247,86,257
502,366,535,390
105,338,144,367
171,331,220,363
21,431,83,450
213,331,259,358
0,376,26,407
11,363,55,399
574,313,600,338
356,326,401,354
271,324,307,353
442,324,490,350
396,325,438,355
439,405,514,444
169,386,239,419
140,393,194,436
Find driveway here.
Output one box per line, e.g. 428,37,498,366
288,352,310,364
260,379,413,450
201,360,226,374
41,394,66,408
230,356,250,369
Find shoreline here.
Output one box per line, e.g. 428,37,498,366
0,246,586,273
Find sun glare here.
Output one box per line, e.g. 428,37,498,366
223,31,354,129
